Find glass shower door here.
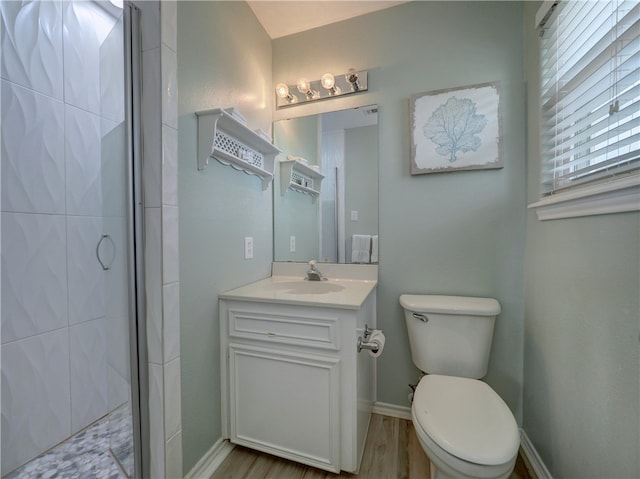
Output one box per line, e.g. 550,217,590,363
99,3,139,477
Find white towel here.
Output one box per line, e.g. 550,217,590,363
351,235,371,263
370,235,379,263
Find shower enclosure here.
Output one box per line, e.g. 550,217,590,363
1,1,143,477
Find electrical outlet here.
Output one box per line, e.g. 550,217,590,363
351,210,359,221
290,235,296,252
244,236,254,259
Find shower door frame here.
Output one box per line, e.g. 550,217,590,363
123,3,148,478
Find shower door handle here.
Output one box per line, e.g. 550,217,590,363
96,234,116,271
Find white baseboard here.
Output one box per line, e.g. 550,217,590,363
372,401,412,420
519,429,553,479
184,437,235,479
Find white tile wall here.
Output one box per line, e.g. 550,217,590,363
69,318,108,431
1,212,68,342
66,215,105,325
1,329,72,474
1,80,65,214
0,0,64,100
142,47,162,209
139,0,183,475
65,105,103,217
62,1,103,114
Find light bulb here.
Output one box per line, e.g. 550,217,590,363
296,78,318,99
346,72,361,91
320,73,335,90
320,72,340,96
297,78,312,94
275,83,290,99
275,83,296,103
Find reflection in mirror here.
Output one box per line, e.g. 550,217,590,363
273,105,378,264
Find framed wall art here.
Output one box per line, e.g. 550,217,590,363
409,81,503,175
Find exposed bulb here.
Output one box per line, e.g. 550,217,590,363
275,82,295,103
321,72,340,96
346,72,361,91
275,83,290,99
297,78,312,94
297,78,317,99
320,73,335,90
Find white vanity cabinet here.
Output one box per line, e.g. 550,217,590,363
219,274,377,474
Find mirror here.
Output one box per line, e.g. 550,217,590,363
273,105,378,263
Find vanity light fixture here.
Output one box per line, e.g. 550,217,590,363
275,70,368,109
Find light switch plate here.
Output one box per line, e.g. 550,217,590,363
244,237,253,259
290,236,296,252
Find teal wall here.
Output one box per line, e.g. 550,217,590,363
177,2,273,473
344,125,378,261
273,1,527,417
522,3,640,478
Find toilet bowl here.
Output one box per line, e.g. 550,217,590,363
411,375,519,479
399,294,520,479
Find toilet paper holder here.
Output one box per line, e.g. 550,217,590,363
357,324,379,353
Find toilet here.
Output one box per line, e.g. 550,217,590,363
399,294,520,479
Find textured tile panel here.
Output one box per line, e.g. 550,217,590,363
0,0,64,99
145,207,163,364
161,1,177,53
63,1,115,114
101,119,127,219
162,205,179,284
161,45,177,129
162,124,178,206
1,80,65,214
66,215,105,325
163,281,180,363
69,319,108,432
163,357,181,440
103,216,128,321
142,48,162,208
65,105,102,216
1,212,68,343
1,329,71,476
148,363,165,479
165,429,183,479
99,10,125,124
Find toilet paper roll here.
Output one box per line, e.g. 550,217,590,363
367,330,385,358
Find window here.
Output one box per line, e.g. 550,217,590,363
531,0,639,219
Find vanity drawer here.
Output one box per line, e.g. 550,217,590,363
227,305,340,350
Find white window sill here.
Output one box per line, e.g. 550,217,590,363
528,173,640,221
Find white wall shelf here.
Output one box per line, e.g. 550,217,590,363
279,158,324,197
196,108,281,190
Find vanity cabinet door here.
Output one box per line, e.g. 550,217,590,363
229,343,341,473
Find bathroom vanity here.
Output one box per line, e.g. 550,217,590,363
219,263,378,473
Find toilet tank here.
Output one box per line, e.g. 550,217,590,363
400,295,501,379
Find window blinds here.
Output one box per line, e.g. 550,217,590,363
539,0,639,194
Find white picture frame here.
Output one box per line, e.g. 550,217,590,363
410,81,503,175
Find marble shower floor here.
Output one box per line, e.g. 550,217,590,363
4,412,131,479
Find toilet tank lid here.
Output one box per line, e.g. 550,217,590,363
399,295,501,316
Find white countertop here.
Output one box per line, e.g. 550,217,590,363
219,274,377,310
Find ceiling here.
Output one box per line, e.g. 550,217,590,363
247,1,409,39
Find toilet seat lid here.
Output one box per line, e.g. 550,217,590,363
412,375,519,466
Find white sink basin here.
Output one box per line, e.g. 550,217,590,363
269,280,345,295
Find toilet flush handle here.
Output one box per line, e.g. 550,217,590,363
412,312,429,322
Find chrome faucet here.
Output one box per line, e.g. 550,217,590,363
306,260,327,281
